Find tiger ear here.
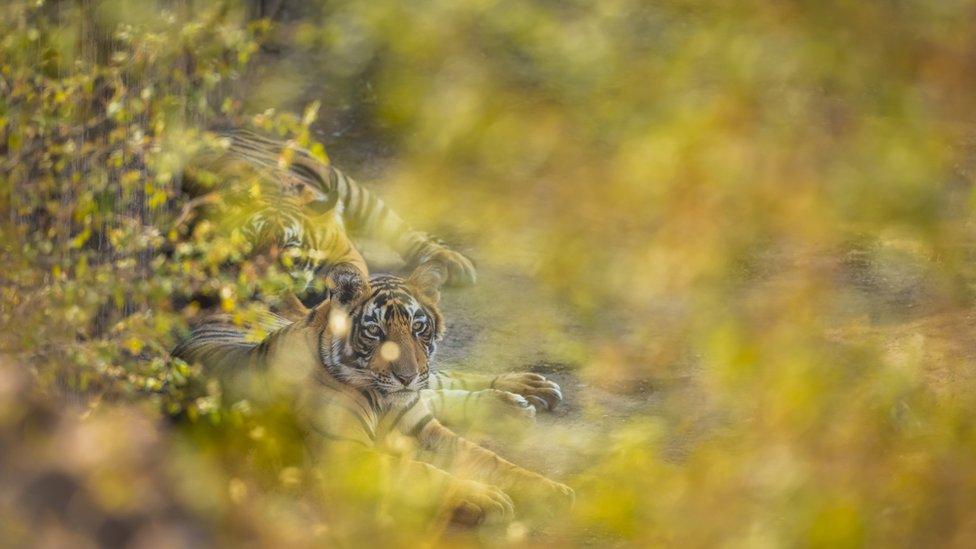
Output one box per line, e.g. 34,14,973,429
408,261,447,303
326,263,370,307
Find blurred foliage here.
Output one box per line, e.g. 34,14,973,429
4,0,976,546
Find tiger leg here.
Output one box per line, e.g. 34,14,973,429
412,417,574,513
301,217,371,307
312,388,514,523
420,388,536,430
301,386,514,525
273,232,368,313
329,167,476,286
385,396,572,511
322,252,369,307
429,370,563,412
306,437,514,525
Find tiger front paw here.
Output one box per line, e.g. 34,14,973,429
426,247,476,286
540,479,575,510
515,476,575,518
491,373,563,412
476,389,537,423
449,479,514,526
325,262,369,305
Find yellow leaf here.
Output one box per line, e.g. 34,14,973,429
124,337,144,354
310,142,329,164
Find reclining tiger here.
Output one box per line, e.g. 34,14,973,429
173,130,573,523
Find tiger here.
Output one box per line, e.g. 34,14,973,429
172,261,574,524
173,129,573,523
183,128,476,310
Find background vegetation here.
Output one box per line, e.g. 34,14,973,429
4,0,976,546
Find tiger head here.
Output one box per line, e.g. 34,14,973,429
320,263,446,396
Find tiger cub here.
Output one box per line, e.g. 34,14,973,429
184,129,476,308
172,262,573,523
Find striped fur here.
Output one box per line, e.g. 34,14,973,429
192,129,476,290
172,269,572,523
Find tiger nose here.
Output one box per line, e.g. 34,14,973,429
393,371,417,386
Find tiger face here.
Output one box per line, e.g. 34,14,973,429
322,269,445,396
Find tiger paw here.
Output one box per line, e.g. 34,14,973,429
326,262,369,305
426,247,476,286
476,389,537,423
449,480,515,526
516,476,575,518
539,479,575,510
491,373,563,412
